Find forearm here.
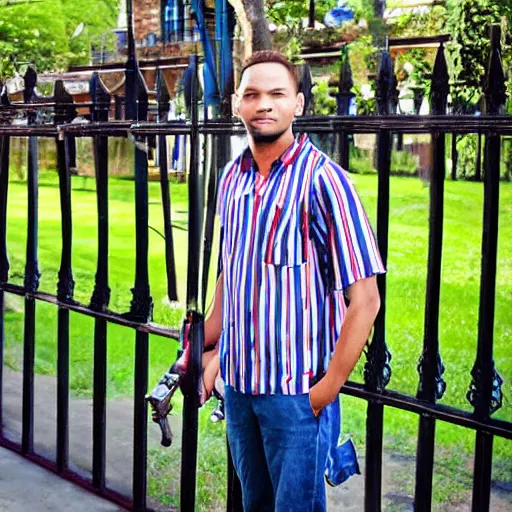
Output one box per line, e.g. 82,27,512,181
324,297,380,390
204,272,224,347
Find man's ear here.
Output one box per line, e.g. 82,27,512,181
295,92,305,117
232,93,240,118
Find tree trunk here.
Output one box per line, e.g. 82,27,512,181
228,0,272,58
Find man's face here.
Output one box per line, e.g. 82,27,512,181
234,62,304,143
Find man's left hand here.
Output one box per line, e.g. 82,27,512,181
309,373,342,417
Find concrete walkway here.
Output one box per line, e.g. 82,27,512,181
0,446,125,512
1,368,510,511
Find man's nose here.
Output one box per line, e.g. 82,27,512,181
256,97,273,112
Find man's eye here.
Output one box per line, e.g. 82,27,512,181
244,93,256,98
272,92,285,96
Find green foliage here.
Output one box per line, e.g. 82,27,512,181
0,0,118,78
388,4,448,38
447,0,510,111
0,0,69,77
395,48,434,103
62,0,118,68
310,79,336,116
265,0,338,26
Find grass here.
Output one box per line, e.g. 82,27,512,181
2,169,511,510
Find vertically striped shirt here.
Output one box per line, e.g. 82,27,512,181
217,134,385,395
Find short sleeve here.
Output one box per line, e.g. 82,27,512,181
312,162,385,291
216,160,237,275
216,159,236,227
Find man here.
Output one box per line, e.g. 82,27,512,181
201,51,385,511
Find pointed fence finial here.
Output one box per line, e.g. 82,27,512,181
90,73,110,123
156,68,170,122
23,65,38,104
484,24,506,115
376,50,398,115
430,43,450,115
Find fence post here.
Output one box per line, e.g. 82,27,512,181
124,3,152,508
0,81,11,437
467,24,505,512
20,65,40,459
24,65,41,292
336,46,354,171
156,68,178,303
54,79,77,471
89,72,111,491
413,43,449,512
451,130,458,180
181,53,203,512
363,48,395,512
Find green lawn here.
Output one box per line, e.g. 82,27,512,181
2,169,511,510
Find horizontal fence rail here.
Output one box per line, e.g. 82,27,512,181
2,115,512,138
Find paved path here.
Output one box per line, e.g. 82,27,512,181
0,446,125,512
1,368,510,511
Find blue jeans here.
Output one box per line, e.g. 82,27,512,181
225,386,329,512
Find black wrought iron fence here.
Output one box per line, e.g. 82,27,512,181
0,19,511,512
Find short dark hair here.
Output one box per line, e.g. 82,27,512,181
239,51,299,92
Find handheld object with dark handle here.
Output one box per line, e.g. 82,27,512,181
145,317,191,447
145,370,181,447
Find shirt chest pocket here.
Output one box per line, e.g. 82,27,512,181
264,205,308,266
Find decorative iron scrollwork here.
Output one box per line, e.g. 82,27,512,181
467,362,503,416
364,338,392,393
417,351,446,401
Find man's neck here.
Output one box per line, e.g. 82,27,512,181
248,130,295,178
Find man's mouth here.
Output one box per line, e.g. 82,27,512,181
252,118,276,124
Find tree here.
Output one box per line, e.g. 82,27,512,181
0,0,118,78
228,0,343,56
228,0,272,57
447,0,511,112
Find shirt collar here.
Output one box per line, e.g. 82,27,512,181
240,133,310,172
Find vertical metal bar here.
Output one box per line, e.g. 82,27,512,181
475,132,482,181
226,437,243,512
451,133,457,181
0,290,4,435
181,54,203,512
89,73,111,489
181,312,203,512
54,80,76,473
24,136,40,293
308,0,315,28
467,25,505,512
90,133,110,311
115,96,123,120
201,134,218,311
125,0,137,122
472,432,494,511
23,65,41,296
55,82,76,304
0,134,9,432
414,44,449,512
156,69,178,303
56,308,69,472
21,67,40,457
363,49,396,512
21,297,35,454
186,55,202,311
92,319,107,489
336,47,354,171
0,135,10,284
127,67,153,323
133,331,148,511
